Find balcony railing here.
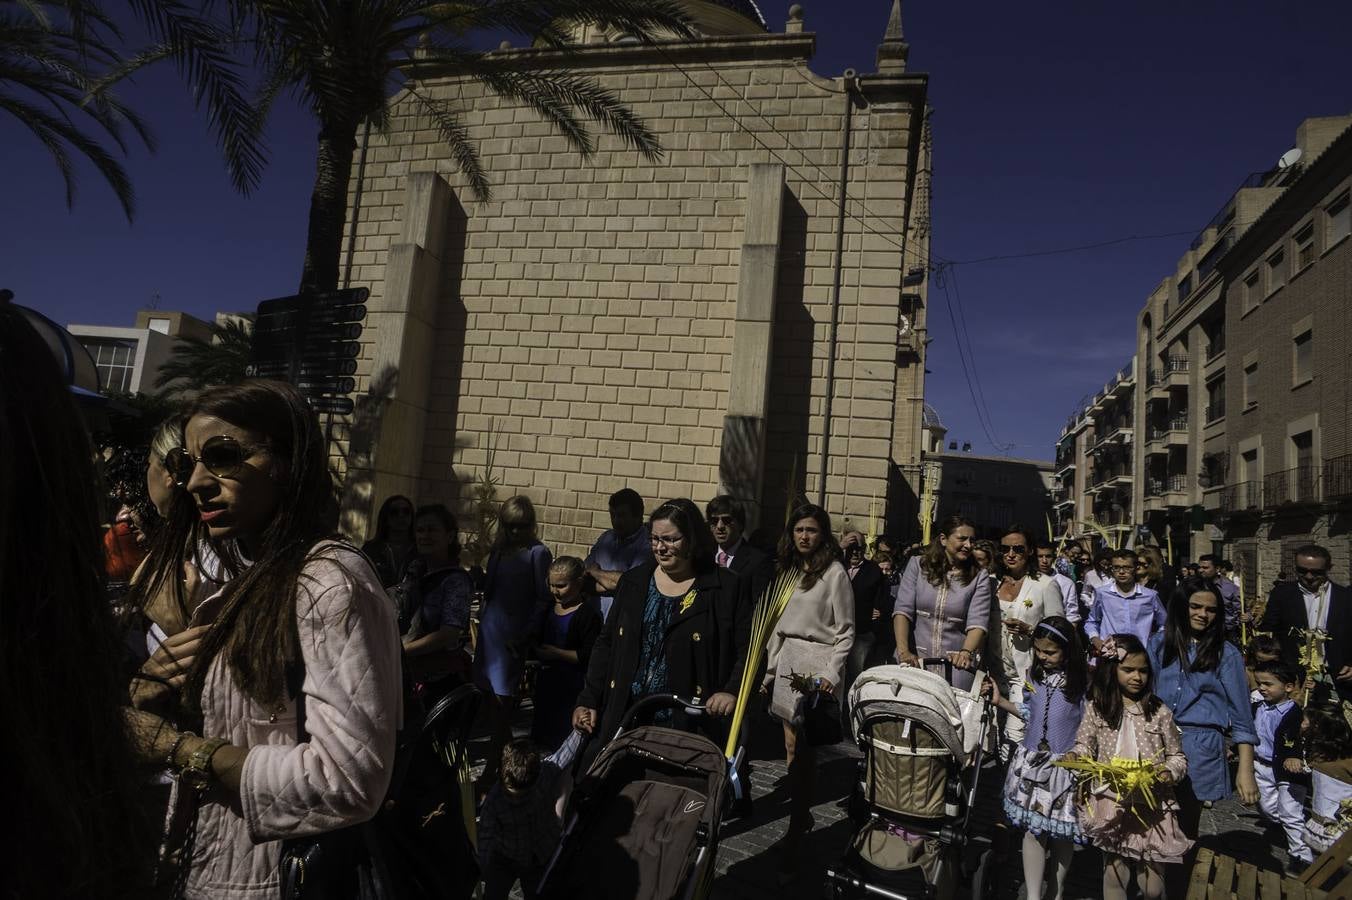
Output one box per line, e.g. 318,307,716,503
1325,455,1352,500
1205,401,1224,423
1147,416,1189,441
1264,466,1320,506
1220,480,1263,511
1091,508,1131,526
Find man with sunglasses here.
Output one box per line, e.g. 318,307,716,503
1260,545,1352,703
705,495,772,603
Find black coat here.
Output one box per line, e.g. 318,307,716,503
848,560,893,644
576,561,753,745
1260,580,1352,703
728,541,773,607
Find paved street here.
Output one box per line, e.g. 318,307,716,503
711,710,1288,899
480,701,1291,900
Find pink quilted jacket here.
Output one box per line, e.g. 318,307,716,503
181,541,401,899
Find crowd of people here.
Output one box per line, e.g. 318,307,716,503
7,294,1352,900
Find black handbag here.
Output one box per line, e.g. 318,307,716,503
278,671,392,900
796,690,842,747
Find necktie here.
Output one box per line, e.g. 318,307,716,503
716,549,729,568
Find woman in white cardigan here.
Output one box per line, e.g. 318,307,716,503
763,503,854,869
125,381,401,899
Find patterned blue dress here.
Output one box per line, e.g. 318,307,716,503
1003,671,1087,842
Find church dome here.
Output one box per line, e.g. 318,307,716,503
922,403,944,431
704,0,767,29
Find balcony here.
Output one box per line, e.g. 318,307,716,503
1326,455,1352,500
1205,332,1226,362
1220,481,1264,512
1264,466,1320,506
1055,458,1076,478
1147,357,1190,399
1091,508,1131,527
1092,421,1134,448
1205,401,1225,424
1146,416,1189,451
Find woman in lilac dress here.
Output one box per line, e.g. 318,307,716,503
893,515,992,689
476,495,552,784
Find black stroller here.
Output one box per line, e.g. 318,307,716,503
538,694,733,900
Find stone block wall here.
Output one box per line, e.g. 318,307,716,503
336,38,926,555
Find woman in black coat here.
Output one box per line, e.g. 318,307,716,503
572,498,753,752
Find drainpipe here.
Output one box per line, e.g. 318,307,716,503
818,70,858,508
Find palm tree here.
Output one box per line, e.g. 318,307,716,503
4,0,264,218
223,0,694,293
154,316,254,397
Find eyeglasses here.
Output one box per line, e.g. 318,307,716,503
1000,544,1027,556
708,515,739,527
1110,565,1135,573
165,436,266,487
1296,565,1328,577
650,533,685,549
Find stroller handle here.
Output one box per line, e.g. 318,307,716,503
617,693,706,732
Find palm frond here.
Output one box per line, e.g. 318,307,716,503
406,86,489,198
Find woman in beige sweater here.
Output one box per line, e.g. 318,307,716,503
763,503,855,869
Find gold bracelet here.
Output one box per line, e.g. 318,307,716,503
180,737,229,793
165,731,196,770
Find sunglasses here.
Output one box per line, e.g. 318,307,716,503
165,436,264,487
1000,544,1028,556
1296,565,1328,577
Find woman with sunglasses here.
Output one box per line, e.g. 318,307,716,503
361,494,417,589
574,500,750,778
894,515,991,690
476,495,553,787
124,380,401,899
988,524,1066,750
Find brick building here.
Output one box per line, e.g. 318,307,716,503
1213,117,1352,588
1053,114,1352,589
334,1,933,554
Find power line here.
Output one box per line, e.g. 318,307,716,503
934,263,1010,453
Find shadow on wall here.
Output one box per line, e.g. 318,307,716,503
933,459,1051,539
424,193,470,511
339,364,400,540
762,189,812,528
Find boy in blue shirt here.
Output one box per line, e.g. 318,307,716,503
1085,548,1166,652
1251,660,1313,870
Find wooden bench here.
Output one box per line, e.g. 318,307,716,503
1187,831,1352,900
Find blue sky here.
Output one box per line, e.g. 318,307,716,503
5,1,1351,459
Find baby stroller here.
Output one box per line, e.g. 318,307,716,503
537,694,732,900
826,660,995,900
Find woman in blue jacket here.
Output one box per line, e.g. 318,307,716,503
1149,578,1260,835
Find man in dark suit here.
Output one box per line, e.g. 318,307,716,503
839,531,892,726
706,495,773,603
1259,544,1352,704
705,495,772,819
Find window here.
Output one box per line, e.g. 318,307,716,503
988,499,1015,528
1242,448,1259,483
1328,192,1351,246
1177,272,1193,302
1266,248,1287,292
1206,376,1225,422
1242,271,1261,313
86,339,136,393
1292,432,1315,501
147,317,171,335
1294,223,1316,271
955,494,980,520
1244,362,1259,409
1293,329,1313,385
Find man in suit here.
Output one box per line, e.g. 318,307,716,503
706,495,773,602
705,494,771,820
1259,544,1352,704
